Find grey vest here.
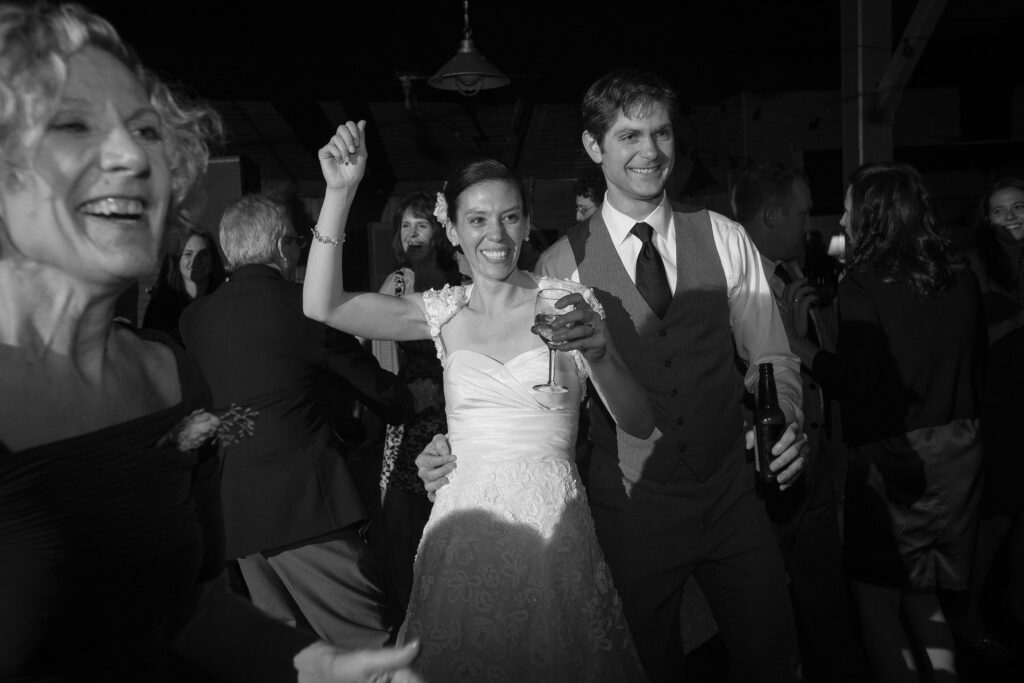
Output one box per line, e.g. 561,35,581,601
569,204,745,483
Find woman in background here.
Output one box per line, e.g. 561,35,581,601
957,176,1024,653
0,4,419,681
787,162,984,683
376,190,463,624
143,226,225,342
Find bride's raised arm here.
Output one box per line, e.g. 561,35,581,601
303,121,430,342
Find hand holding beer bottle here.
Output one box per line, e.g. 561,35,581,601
753,362,787,485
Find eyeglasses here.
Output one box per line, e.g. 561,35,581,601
282,235,309,248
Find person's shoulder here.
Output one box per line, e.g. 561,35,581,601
177,281,222,325
535,234,576,277
423,282,469,333
669,202,745,234
838,269,881,297
707,208,746,235
538,233,571,257
422,281,468,307
668,200,708,216
121,325,197,398
234,267,300,300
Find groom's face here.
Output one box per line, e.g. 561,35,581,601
584,101,675,217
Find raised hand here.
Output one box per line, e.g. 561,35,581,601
318,120,368,191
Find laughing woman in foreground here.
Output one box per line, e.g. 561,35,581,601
0,4,420,681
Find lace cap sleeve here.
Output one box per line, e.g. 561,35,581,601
535,275,603,380
422,284,470,360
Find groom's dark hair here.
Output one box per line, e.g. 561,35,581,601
581,68,678,149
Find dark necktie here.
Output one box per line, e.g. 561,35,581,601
773,262,793,286
631,222,672,318
775,261,830,434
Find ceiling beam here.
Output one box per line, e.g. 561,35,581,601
840,0,950,179
876,0,949,119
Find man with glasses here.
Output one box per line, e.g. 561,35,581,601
181,193,433,648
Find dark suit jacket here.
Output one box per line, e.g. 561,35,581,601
180,264,414,559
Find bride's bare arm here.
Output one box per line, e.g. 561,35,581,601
303,121,429,341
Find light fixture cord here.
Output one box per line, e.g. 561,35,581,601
462,0,472,39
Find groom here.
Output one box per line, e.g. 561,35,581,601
418,68,808,681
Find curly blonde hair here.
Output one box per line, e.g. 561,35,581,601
0,2,222,227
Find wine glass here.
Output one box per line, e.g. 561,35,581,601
532,288,573,393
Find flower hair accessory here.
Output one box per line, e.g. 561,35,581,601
433,191,452,231
159,404,259,452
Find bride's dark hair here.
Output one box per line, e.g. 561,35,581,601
442,159,530,226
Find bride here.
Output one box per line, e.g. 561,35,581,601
303,120,652,682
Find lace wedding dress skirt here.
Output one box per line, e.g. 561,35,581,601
397,280,647,682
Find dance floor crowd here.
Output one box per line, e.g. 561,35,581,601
1,2,1022,682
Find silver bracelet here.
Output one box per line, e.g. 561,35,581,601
312,226,345,246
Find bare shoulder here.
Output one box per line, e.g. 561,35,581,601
116,327,182,409
0,328,181,451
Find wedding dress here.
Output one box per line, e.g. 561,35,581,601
398,277,647,683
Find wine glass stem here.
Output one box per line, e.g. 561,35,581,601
548,347,556,385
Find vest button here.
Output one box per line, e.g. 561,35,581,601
809,382,818,390
664,359,672,368
810,421,819,429
669,388,679,398
658,329,667,337
678,444,688,453
676,417,684,426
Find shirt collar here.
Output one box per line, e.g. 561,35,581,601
600,192,672,246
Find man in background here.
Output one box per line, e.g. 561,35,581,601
574,168,606,223
732,162,868,682
181,194,431,648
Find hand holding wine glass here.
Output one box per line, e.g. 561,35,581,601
532,288,574,393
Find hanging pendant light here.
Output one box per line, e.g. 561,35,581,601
429,0,509,96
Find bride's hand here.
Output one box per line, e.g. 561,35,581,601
319,120,368,191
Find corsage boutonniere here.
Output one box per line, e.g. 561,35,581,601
433,191,452,231
159,404,258,452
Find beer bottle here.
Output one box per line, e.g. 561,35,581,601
754,362,787,484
